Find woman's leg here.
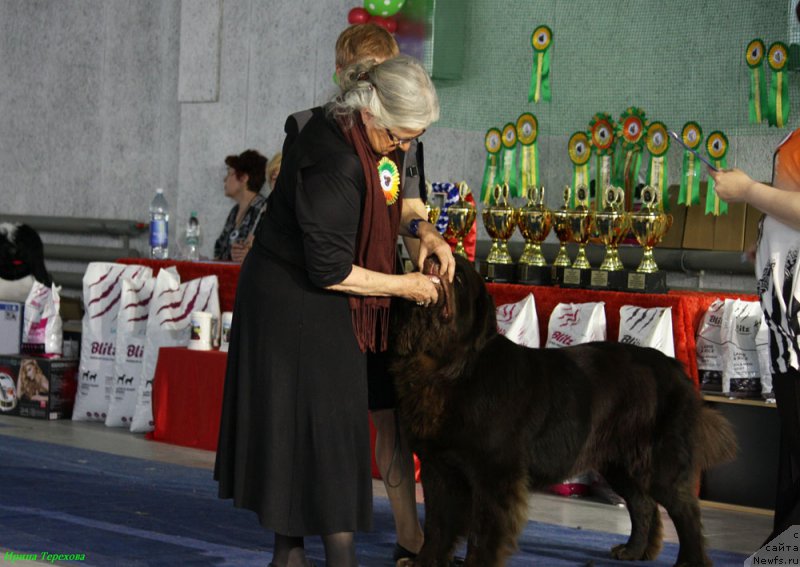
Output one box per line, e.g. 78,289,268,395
372,408,424,554
322,531,356,567
271,533,309,567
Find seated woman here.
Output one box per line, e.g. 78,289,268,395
213,149,269,263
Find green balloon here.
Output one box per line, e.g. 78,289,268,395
364,0,405,17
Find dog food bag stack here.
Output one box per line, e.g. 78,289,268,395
130,270,219,433
756,315,774,401
21,281,62,358
496,294,539,348
545,302,606,496
696,299,725,393
720,299,768,399
105,276,155,428
618,306,674,357
73,263,153,422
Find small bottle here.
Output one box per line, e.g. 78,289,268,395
149,188,169,259
185,211,201,262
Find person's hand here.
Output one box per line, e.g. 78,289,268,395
708,167,756,203
230,235,254,264
400,271,440,306
416,222,456,282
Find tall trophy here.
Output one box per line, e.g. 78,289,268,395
444,181,477,260
560,185,593,287
629,186,672,293
480,184,518,283
589,186,631,290
425,183,444,226
517,185,552,285
551,186,573,269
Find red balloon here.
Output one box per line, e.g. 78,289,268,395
382,16,398,33
347,7,370,24
370,15,389,30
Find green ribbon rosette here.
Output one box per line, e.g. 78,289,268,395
645,121,670,212
678,122,703,206
589,112,616,209
746,39,767,124
516,113,539,200
615,107,647,209
528,25,552,104
767,42,789,128
498,122,520,198
480,128,502,204
705,131,729,216
567,131,592,209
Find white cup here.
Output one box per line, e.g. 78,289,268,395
220,311,233,352
188,311,213,351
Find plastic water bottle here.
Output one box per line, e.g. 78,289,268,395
184,211,201,261
149,188,169,259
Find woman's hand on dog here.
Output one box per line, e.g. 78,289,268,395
415,222,455,283
401,271,440,307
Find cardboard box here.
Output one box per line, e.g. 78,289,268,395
657,184,687,249
0,355,78,419
682,182,715,250
713,201,747,251
0,301,23,355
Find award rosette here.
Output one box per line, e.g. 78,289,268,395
517,113,539,199
377,156,400,205
568,131,592,209
480,128,502,204
678,122,703,206
589,113,616,208
615,107,647,209
767,42,789,128
705,131,729,216
746,39,767,124
498,122,520,198
528,25,552,104
645,121,670,211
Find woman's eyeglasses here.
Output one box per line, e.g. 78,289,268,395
385,128,426,146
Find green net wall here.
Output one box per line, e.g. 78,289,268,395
432,0,797,137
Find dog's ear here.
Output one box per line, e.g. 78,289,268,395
471,285,498,351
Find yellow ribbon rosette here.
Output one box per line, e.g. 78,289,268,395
528,25,552,104
767,42,789,128
516,113,539,200
746,39,767,124
498,123,520,199
645,121,670,211
677,122,703,207
705,131,729,216
480,128,502,204
567,131,591,209
589,112,616,209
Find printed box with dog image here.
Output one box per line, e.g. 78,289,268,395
0,355,78,419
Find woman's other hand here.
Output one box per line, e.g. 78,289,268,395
230,235,254,264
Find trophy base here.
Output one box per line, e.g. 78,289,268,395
556,266,592,288
516,264,553,286
587,269,629,291
479,261,516,283
624,270,668,294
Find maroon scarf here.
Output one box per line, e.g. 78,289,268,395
338,114,403,352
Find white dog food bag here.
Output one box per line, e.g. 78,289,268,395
496,293,540,348
618,305,675,357
756,314,774,401
696,299,726,393
130,270,219,433
73,263,153,422
545,302,606,349
21,281,62,357
105,276,155,428
721,299,764,398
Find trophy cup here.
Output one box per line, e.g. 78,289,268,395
480,184,518,283
517,185,553,285
425,183,445,226
560,186,593,288
444,181,477,260
589,186,631,290
551,186,573,269
629,186,673,293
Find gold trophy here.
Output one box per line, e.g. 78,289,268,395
551,186,572,268
629,186,673,293
480,183,518,282
444,181,477,260
517,186,553,285
425,182,444,226
589,186,631,290
558,185,593,289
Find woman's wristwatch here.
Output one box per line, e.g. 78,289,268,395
408,218,424,237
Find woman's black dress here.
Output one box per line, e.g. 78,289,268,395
214,110,375,536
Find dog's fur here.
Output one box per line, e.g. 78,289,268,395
389,256,737,567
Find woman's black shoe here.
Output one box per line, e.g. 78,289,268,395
392,543,417,562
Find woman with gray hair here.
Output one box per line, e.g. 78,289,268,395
214,55,454,567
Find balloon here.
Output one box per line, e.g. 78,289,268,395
382,16,398,33
364,0,406,18
348,7,370,24
370,16,393,32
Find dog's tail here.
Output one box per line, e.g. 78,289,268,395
693,407,738,470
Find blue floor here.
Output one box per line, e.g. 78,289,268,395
0,435,749,566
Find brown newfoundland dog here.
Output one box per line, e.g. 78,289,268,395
389,255,737,567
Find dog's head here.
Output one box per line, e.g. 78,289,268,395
391,254,497,361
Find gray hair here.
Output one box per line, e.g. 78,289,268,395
328,55,440,131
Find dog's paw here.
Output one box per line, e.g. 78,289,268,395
395,559,417,567
610,543,647,561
